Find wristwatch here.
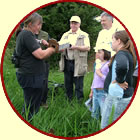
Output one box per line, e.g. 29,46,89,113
39,39,43,44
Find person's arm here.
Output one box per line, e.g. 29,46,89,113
96,69,104,78
112,80,128,90
112,52,129,90
41,39,49,46
89,89,93,98
70,33,90,51
95,32,102,48
32,47,55,60
39,30,50,46
90,73,95,98
24,32,55,60
96,63,109,80
94,30,103,52
58,33,68,52
70,45,90,51
115,52,129,83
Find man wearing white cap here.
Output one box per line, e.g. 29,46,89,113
59,16,90,101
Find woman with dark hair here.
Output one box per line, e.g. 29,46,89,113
101,30,136,129
15,12,56,120
89,47,111,120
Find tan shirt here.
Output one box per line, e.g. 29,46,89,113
95,26,123,57
59,28,90,60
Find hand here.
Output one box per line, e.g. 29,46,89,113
112,80,128,90
69,45,78,50
42,40,49,46
118,82,128,90
89,90,93,98
48,47,56,54
48,39,59,52
96,69,103,78
112,80,117,84
58,49,65,53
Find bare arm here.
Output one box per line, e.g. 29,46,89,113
112,80,128,90
89,89,93,98
70,45,90,51
96,69,104,77
32,47,55,60
42,39,49,46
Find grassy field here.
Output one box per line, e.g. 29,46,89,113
2,46,102,138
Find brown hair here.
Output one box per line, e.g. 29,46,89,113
15,24,22,38
103,49,111,60
110,30,136,68
24,12,43,27
15,13,43,37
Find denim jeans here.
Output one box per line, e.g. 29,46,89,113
101,94,131,129
91,89,106,119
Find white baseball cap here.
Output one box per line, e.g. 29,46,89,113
70,16,81,24
94,43,112,53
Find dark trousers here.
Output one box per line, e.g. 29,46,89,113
23,87,43,119
64,59,84,100
41,62,49,104
133,76,138,89
16,73,45,120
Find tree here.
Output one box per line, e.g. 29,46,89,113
38,2,103,68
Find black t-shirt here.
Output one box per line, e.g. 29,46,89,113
16,30,46,75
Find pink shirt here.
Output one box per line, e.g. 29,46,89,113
91,61,109,89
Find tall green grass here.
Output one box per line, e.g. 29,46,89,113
3,45,102,137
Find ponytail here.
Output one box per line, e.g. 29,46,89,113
120,39,136,68
111,30,136,68
15,25,22,38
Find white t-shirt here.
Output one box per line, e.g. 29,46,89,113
95,23,124,57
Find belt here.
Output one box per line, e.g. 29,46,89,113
66,59,74,63
96,88,104,90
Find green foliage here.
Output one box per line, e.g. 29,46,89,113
7,2,103,69
3,39,23,112
108,105,115,125
3,47,101,136
38,2,102,44
37,2,102,68
2,3,109,137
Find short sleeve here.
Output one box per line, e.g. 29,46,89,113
84,34,90,48
115,52,129,83
24,32,40,53
59,32,68,45
95,31,103,49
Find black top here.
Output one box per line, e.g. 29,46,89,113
16,30,46,75
104,50,134,98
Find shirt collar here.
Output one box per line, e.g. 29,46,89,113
69,28,81,34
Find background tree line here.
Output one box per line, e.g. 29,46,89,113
37,2,103,69
9,2,103,69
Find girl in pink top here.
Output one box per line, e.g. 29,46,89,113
89,48,111,119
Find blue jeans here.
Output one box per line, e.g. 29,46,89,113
91,89,106,119
101,94,131,129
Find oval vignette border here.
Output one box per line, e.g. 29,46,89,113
0,0,140,139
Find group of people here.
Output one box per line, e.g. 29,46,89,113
14,11,137,130
88,12,136,129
